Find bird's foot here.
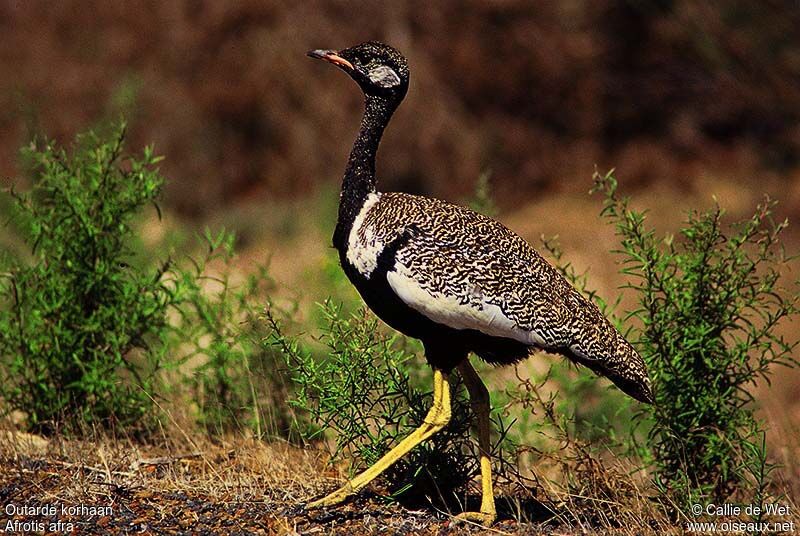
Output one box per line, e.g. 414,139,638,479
307,484,354,510
453,510,497,526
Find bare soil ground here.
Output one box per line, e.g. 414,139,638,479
1,431,685,535
3,430,798,535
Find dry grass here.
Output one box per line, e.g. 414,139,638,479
6,422,796,534
0,428,322,534
0,422,772,535
0,426,677,535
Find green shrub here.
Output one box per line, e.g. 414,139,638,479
166,229,291,437
0,124,287,438
0,124,169,434
266,299,518,506
593,170,799,507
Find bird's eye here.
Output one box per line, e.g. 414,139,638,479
367,64,401,88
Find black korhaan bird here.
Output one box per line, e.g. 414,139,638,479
306,41,653,525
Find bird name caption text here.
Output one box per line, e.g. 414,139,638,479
686,502,795,533
3,502,114,533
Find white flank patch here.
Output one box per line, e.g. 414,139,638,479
346,192,384,278
386,268,548,346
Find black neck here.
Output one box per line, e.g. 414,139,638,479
333,94,398,250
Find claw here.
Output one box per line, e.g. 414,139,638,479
307,485,353,509
453,511,497,526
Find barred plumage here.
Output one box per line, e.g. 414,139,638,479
347,190,652,402
306,40,652,523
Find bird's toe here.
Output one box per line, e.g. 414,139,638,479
307,486,353,510
453,510,497,526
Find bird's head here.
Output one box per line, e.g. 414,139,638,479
307,41,409,101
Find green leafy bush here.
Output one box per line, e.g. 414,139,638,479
267,299,512,506
167,229,291,437
0,125,286,437
0,125,169,434
593,170,799,507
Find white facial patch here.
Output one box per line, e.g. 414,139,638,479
368,65,401,88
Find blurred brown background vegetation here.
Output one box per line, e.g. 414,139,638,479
2,0,799,215
1,0,800,511
2,0,800,482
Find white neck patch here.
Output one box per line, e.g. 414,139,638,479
368,65,401,88
346,193,384,278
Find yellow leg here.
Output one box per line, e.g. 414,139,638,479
308,369,452,509
455,360,497,526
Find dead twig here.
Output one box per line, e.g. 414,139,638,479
130,452,202,472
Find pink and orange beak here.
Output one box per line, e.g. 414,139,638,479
307,49,354,70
